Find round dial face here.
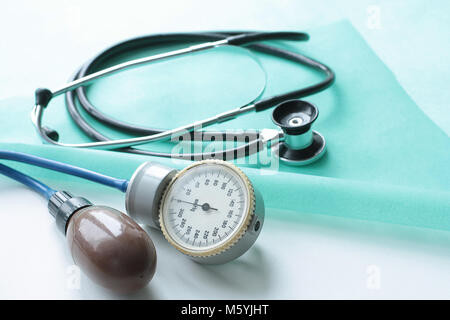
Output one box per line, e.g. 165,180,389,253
160,161,254,256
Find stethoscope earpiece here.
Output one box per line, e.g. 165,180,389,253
272,100,326,166
42,126,59,142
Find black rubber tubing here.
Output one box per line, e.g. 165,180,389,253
58,31,335,160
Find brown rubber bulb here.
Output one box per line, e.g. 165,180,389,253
66,206,157,293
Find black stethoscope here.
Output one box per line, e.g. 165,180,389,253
32,31,334,165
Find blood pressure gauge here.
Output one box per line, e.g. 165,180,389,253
126,160,264,264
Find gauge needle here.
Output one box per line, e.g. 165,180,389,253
175,199,198,206
174,199,218,211
200,203,218,212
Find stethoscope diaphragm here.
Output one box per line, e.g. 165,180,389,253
272,100,327,165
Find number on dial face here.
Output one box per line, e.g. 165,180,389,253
161,163,249,252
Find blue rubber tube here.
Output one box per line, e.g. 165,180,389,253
0,162,56,200
0,150,129,192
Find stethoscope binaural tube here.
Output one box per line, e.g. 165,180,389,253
32,31,334,161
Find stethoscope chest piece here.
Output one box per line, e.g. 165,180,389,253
272,100,326,166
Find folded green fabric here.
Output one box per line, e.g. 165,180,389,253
1,20,449,230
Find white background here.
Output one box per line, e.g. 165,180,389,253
0,0,449,299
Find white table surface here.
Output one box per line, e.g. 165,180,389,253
0,0,449,299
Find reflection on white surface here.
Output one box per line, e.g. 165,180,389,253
0,183,449,299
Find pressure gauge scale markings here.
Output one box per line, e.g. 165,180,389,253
159,160,256,258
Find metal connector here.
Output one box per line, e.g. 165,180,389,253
48,191,92,235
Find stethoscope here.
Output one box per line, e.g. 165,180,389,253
0,31,335,293
32,31,335,165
